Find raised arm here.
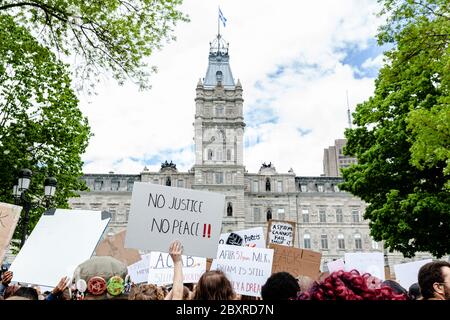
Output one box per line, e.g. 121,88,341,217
165,240,184,300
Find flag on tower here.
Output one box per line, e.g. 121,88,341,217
219,7,227,27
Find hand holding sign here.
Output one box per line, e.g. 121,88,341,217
1,270,13,286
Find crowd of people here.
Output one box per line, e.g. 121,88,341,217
1,240,449,301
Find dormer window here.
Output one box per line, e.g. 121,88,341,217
216,70,223,83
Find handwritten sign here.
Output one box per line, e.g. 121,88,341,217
0,202,22,263
266,219,296,247
344,252,385,280
125,183,225,258
219,227,266,248
147,251,206,285
269,244,321,279
327,258,345,273
211,244,274,297
127,254,151,284
394,259,432,290
95,230,141,266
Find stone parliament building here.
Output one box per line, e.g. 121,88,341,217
69,35,433,271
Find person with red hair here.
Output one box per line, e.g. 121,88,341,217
295,270,407,300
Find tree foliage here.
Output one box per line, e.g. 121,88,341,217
0,0,189,90
0,14,90,248
341,0,450,257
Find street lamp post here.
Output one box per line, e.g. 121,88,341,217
13,168,57,248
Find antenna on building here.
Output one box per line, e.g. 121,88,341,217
346,90,352,129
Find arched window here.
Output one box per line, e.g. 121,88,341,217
338,234,345,249
266,208,272,221
303,234,311,249
166,177,171,186
227,149,231,161
265,178,271,191
354,233,362,250
207,149,213,160
227,202,233,217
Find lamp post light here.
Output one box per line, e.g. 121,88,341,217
13,169,57,248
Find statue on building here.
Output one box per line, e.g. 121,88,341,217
161,160,177,170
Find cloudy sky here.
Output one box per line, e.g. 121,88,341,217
79,0,388,176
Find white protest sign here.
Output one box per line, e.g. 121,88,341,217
9,209,110,287
218,227,266,248
267,220,296,246
327,258,345,273
211,244,274,297
0,202,22,264
127,254,151,284
394,259,432,290
125,183,225,258
344,252,385,280
148,251,206,285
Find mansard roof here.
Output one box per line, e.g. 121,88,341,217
203,34,235,88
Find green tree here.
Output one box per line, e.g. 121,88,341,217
0,14,90,248
0,0,189,90
341,0,450,258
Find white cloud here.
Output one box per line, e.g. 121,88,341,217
78,0,384,176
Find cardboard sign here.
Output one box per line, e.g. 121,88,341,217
9,209,110,287
211,244,274,297
147,251,206,285
95,230,141,266
0,202,22,263
327,258,345,273
394,259,432,290
269,244,321,279
218,227,266,248
127,254,151,284
125,183,225,258
344,252,385,280
266,219,296,247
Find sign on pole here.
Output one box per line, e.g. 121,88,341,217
95,230,141,266
394,259,432,290
211,244,274,297
125,183,225,258
0,202,22,264
344,252,385,280
147,252,206,285
269,244,321,279
266,219,296,247
219,227,266,248
9,209,110,287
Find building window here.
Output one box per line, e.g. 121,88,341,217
300,184,307,192
216,106,224,116
253,181,259,192
227,202,233,217
302,209,309,223
227,149,231,161
216,149,223,161
303,234,311,249
207,149,213,160
125,208,130,221
333,185,340,192
253,207,261,223
338,234,345,249
319,210,326,223
336,208,343,223
321,234,328,249
215,172,223,184
109,209,116,222
127,180,134,191
352,210,360,223
372,239,379,250
177,179,184,188
277,181,283,192
317,185,324,192
265,178,271,191
94,180,103,191
166,177,171,186
111,180,120,191
277,208,285,220
266,208,272,221
354,233,362,250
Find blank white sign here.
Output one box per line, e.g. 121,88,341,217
394,259,432,290
9,209,110,288
344,252,385,280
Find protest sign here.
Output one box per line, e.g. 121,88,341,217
95,230,141,266
147,251,206,285
266,219,296,247
218,227,266,248
344,252,385,280
9,209,110,287
269,244,321,279
394,259,432,290
327,258,345,273
211,244,274,297
125,183,225,258
127,254,151,284
0,202,22,263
